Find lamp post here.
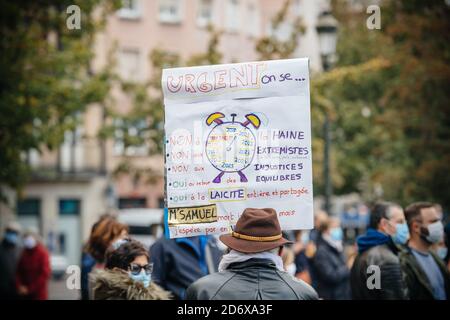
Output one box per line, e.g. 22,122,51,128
316,10,338,214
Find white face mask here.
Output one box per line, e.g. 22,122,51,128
424,221,444,244
437,247,448,260
24,236,37,249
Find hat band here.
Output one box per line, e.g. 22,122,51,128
232,231,282,242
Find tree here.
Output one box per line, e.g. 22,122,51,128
102,25,223,184
255,0,305,60
0,0,121,202
328,0,450,209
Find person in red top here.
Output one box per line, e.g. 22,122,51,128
16,228,51,300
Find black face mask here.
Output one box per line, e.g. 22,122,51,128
419,225,432,244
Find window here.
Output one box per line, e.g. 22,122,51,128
225,0,240,32
113,118,149,156
246,2,260,37
293,0,302,16
197,0,213,28
128,225,153,235
118,197,147,209
17,198,41,216
117,0,141,20
60,122,84,172
118,48,141,82
59,199,81,215
159,0,183,24
268,21,293,42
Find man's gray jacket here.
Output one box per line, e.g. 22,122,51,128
186,258,319,300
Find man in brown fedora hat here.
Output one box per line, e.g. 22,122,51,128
186,208,318,300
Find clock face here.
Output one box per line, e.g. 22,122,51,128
205,123,256,172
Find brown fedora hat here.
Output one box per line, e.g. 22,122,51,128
219,208,292,253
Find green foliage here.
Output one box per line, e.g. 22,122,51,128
3,0,448,212
327,0,450,209
105,26,222,181
255,0,305,60
0,1,121,200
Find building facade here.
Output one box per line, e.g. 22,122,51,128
0,0,329,266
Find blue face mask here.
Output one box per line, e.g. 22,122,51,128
300,232,309,245
330,227,343,242
4,232,19,245
392,222,409,245
129,271,151,288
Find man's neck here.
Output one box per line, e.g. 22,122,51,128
408,237,429,253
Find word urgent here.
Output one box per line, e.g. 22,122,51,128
166,62,265,94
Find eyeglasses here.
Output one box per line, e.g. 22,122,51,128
129,263,153,275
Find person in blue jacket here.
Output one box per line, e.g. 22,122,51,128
150,234,223,299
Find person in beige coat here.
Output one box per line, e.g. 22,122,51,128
91,238,171,300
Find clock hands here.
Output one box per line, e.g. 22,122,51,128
226,135,237,151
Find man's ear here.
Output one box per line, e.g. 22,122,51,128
378,218,388,233
411,220,421,235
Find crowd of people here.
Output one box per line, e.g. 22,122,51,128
0,201,449,300
0,224,51,299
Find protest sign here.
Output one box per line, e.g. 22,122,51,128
162,58,313,239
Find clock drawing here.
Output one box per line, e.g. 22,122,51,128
205,112,261,183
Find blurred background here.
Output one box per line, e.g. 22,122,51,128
0,0,449,299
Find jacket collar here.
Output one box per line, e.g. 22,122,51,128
357,228,391,253
228,258,277,270
92,268,172,300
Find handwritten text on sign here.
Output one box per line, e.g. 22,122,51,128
163,58,314,238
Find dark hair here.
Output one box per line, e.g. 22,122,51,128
86,216,128,262
369,202,400,229
104,239,149,271
318,217,330,234
404,202,434,229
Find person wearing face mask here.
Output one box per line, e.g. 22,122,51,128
292,230,315,285
281,246,297,277
15,228,51,300
91,238,171,300
399,202,450,300
84,215,129,299
310,216,351,299
350,202,409,300
434,239,448,266
444,222,450,272
0,222,23,299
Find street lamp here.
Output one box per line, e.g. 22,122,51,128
316,10,338,215
316,10,338,72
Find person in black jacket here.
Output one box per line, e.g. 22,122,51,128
186,208,318,300
350,202,409,299
0,222,23,299
399,202,450,300
310,216,351,299
150,234,223,299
